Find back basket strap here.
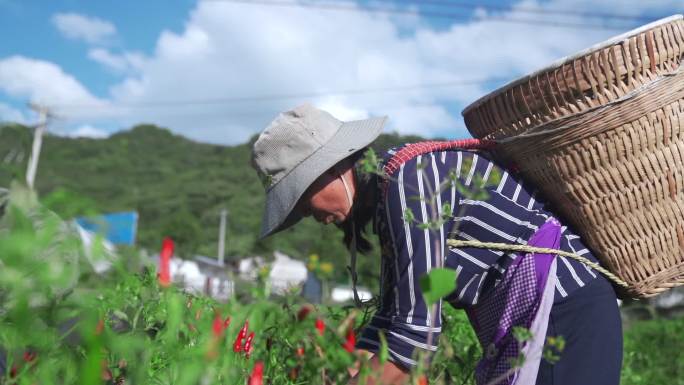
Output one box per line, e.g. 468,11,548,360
381,139,494,194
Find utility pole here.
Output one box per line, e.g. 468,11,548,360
25,104,50,190
217,208,228,266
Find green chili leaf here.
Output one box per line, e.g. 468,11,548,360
378,330,389,364
403,207,415,224
419,268,457,305
512,326,533,343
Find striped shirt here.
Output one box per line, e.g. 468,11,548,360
357,148,601,369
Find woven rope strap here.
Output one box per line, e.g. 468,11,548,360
382,139,493,177
446,239,629,288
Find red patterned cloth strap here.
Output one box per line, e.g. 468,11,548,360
381,139,493,187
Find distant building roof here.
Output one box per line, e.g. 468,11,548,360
194,255,226,268
238,251,307,294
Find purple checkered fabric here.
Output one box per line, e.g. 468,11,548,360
467,219,561,385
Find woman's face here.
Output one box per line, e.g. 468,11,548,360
296,167,354,225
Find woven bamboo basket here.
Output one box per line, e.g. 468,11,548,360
462,15,684,298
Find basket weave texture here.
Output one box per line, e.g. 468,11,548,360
462,16,684,298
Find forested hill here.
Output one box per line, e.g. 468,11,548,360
0,123,425,281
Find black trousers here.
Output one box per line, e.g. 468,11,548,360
536,276,623,385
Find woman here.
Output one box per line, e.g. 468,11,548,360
251,104,622,385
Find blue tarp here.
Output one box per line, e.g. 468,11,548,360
75,211,138,246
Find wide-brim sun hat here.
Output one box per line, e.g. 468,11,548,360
252,103,387,239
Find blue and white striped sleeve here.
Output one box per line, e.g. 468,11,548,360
357,155,444,369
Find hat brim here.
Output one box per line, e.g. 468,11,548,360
259,116,387,239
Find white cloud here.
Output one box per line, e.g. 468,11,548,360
67,124,109,139
316,98,369,121
5,1,681,145
379,104,459,137
0,56,108,112
102,0,678,144
88,48,146,73
103,0,499,143
52,12,116,45
88,48,126,71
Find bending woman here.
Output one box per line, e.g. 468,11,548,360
251,104,622,385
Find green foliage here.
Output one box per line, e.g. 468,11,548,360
542,335,565,365
377,330,389,364
430,305,480,385
403,207,416,224
621,316,684,385
357,148,382,176
512,326,533,343
0,192,383,384
3,125,682,385
419,268,457,306
0,125,417,290
159,208,204,256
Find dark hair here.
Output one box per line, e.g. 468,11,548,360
339,149,378,254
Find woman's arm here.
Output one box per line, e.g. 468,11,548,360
354,156,447,382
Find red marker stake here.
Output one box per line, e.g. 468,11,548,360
158,237,174,287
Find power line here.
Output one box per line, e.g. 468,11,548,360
49,100,473,123
51,77,508,109
206,0,640,31
48,1,670,118
392,0,660,24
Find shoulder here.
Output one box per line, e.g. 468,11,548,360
383,147,486,180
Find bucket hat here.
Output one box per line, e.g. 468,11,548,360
252,103,386,238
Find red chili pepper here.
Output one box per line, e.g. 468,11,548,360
289,366,299,380
22,351,36,363
343,328,356,353
315,318,325,336
223,316,231,329
248,361,264,385
95,319,105,335
244,331,255,357
233,337,243,353
233,321,249,352
296,346,305,357
212,313,224,337
102,368,113,381
418,374,428,385
297,305,312,321
101,359,112,381
158,237,174,287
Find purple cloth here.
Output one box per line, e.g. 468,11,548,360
466,218,562,385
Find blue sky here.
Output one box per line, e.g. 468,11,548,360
0,1,192,94
0,0,192,121
0,0,681,143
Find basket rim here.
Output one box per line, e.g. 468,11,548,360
461,14,684,116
